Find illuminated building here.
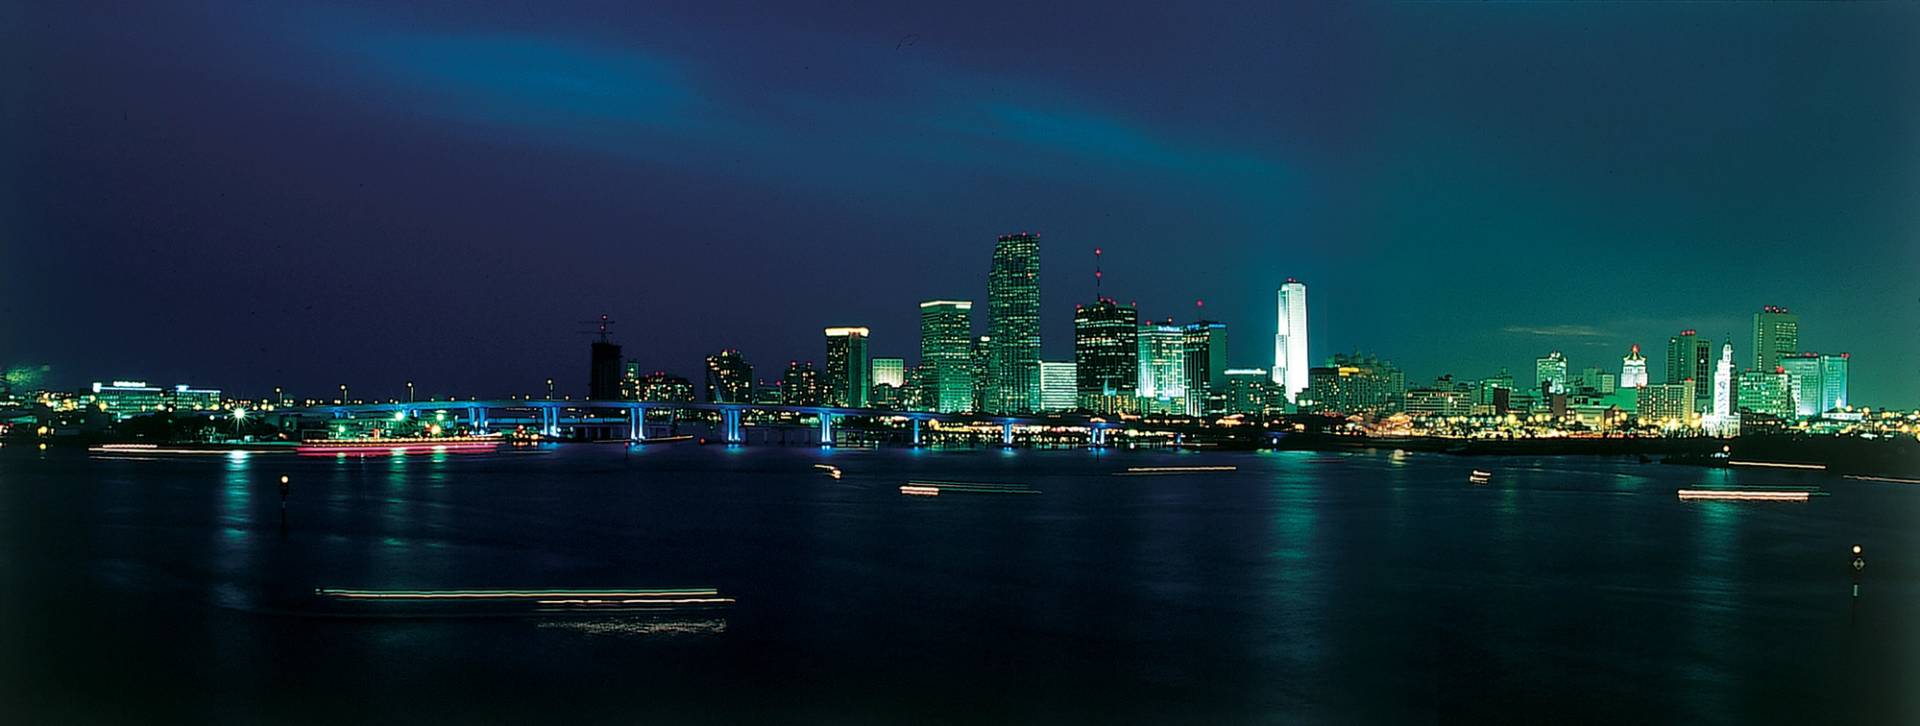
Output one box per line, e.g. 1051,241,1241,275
1577,367,1616,395
1038,360,1077,412
970,335,993,413
918,300,974,413
781,361,822,406
1299,352,1404,416
986,232,1042,414
1751,305,1799,372
1073,298,1139,413
1477,371,1514,406
1703,339,1737,435
1666,330,1711,411
1405,378,1477,418
1534,351,1568,395
1222,368,1278,414
870,357,905,389
1637,381,1696,428
89,381,223,420
1182,321,1229,416
1736,369,1793,419
704,350,754,403
1621,345,1648,389
1272,279,1308,402
824,327,871,408
630,371,695,402
1136,321,1187,414
1779,352,1849,416
169,384,222,411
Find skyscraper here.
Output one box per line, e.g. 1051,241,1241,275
1073,297,1139,414
781,360,821,406
589,339,622,401
704,350,754,403
1736,369,1793,419
1779,352,1849,416
1751,305,1799,373
917,300,974,414
1136,320,1187,414
1038,361,1078,412
1299,352,1405,416
1534,351,1568,395
824,327,871,408
1706,339,1736,434
1666,330,1711,411
1621,344,1648,389
986,232,1042,414
1272,279,1308,402
1182,321,1228,416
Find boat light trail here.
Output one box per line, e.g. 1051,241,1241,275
1117,466,1238,475
1676,489,1812,502
316,588,724,600
1843,474,1920,484
1727,460,1826,470
899,485,941,496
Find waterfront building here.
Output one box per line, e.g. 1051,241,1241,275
970,335,993,413
1182,321,1229,416
870,357,905,389
630,371,695,402
1073,298,1139,413
1704,339,1737,435
1477,371,1514,406
752,380,783,406
1272,279,1308,402
1136,320,1187,415
89,381,170,419
1405,376,1477,418
1222,368,1278,415
1038,361,1078,412
1736,369,1793,419
1535,351,1568,395
169,384,222,411
1299,352,1405,417
824,327,871,408
917,300,974,414
1751,305,1799,372
1779,352,1849,416
1637,381,1697,429
781,361,822,406
986,232,1042,414
704,350,754,403
1621,345,1648,389
589,339,623,401
1666,330,1712,411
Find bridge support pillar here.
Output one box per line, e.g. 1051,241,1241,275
629,407,643,441
1091,426,1105,448
722,408,743,443
1001,421,1015,447
912,418,922,446
819,413,834,447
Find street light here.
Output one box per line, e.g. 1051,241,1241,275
407,381,415,403
546,378,555,400
339,384,348,405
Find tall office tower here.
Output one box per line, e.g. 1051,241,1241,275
1136,320,1188,414
1073,298,1140,414
781,360,822,406
918,300,975,414
986,232,1042,414
1038,361,1078,412
1272,279,1309,402
704,350,754,403
1666,330,1712,410
589,341,623,401
1621,344,1648,389
970,335,993,413
1534,351,1568,395
1736,369,1794,419
824,327,871,408
1181,321,1229,416
1751,305,1799,372
1712,340,1734,419
1779,352,1850,416
870,357,905,389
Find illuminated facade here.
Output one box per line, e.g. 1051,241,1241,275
824,327,871,408
704,350,754,403
1136,321,1187,414
870,357,905,389
1038,360,1078,412
1223,368,1278,414
986,232,1042,414
629,371,695,402
1073,298,1139,413
1779,352,1849,416
89,381,222,420
1272,279,1308,402
1620,344,1648,389
1534,351,1568,395
1181,321,1229,416
917,300,974,413
1736,369,1793,419
1636,381,1697,427
1750,305,1799,372
1299,352,1405,416
781,361,822,406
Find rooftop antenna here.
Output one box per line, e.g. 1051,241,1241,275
579,314,616,342
1093,247,1103,300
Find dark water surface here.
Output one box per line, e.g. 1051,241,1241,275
1,445,1914,724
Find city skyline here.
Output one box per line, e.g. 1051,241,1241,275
5,3,1917,405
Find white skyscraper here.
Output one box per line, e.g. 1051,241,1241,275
1704,339,1737,436
1272,279,1308,402
1620,344,1648,389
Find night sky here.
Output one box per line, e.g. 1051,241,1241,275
5,2,1917,404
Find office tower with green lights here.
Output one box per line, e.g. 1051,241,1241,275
917,301,975,413
1751,305,1799,372
824,327,871,408
986,232,1042,414
1073,297,1139,414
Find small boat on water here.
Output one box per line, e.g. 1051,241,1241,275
1468,469,1493,485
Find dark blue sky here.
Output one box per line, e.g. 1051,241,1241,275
5,2,1917,404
